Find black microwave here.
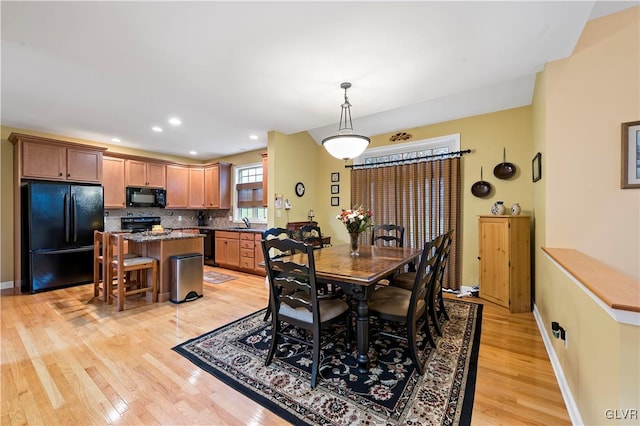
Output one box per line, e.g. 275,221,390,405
126,187,166,208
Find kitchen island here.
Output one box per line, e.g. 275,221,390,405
124,232,204,302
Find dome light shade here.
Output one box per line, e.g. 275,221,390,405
322,82,370,160
322,134,370,160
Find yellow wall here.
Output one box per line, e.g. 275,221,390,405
275,107,534,287
533,7,640,425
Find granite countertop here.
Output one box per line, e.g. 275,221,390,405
123,232,204,243
170,226,265,233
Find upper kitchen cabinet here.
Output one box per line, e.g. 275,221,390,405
125,159,166,188
166,164,188,208
102,156,126,208
204,163,231,209
188,167,205,209
10,133,105,184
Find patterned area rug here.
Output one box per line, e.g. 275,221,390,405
202,271,238,284
173,299,482,425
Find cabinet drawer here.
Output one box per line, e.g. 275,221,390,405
240,258,254,269
240,240,253,249
255,233,263,242
240,233,254,241
240,248,254,258
217,231,239,240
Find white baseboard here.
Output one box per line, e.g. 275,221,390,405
533,304,583,425
1,280,14,290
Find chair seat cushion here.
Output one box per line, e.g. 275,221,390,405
369,286,425,318
122,256,156,267
280,294,349,324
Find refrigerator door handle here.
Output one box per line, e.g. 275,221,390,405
64,193,70,243
72,193,78,242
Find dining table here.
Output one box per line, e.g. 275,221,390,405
286,243,422,373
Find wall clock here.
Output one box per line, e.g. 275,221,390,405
295,182,305,197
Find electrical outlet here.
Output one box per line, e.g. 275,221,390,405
178,216,182,221
229,216,233,221
277,210,281,218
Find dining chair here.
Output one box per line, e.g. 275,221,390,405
262,237,351,389
389,233,445,291
367,237,441,374
106,233,158,311
429,229,455,336
261,227,294,321
299,224,325,249
370,223,407,283
371,224,404,247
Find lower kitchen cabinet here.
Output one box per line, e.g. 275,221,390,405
215,231,240,269
214,231,265,275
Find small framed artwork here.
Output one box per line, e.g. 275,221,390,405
331,184,339,194
621,120,640,189
331,196,339,206
532,152,542,182
331,172,340,182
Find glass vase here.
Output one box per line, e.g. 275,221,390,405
349,232,360,256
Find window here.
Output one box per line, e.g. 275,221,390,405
234,163,267,223
353,133,460,166
350,134,461,290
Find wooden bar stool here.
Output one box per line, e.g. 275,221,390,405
107,233,158,311
93,230,111,301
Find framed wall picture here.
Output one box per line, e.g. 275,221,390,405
532,152,542,182
331,172,340,182
331,184,339,194
621,120,640,188
331,196,339,206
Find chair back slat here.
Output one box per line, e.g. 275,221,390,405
371,224,404,247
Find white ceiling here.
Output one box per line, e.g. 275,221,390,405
2,1,637,160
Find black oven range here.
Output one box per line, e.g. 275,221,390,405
121,216,161,233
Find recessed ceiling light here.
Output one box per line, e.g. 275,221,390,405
152,126,163,132
111,138,121,143
189,150,197,155
169,117,182,126
249,134,258,140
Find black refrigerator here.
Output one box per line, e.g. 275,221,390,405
21,181,104,293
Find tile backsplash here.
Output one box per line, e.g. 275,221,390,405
104,208,237,231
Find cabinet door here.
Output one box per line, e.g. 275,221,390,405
479,218,510,308
21,140,66,180
146,163,166,188
188,167,205,209
214,235,240,268
166,165,189,208
125,160,147,187
218,163,231,209
226,238,240,267
103,157,126,208
204,165,220,208
67,148,102,183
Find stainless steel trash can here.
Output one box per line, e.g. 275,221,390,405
170,253,203,303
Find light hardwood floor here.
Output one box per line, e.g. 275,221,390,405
1,267,571,425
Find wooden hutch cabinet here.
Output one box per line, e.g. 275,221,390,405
478,215,531,313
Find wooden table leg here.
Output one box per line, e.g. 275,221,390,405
355,297,370,373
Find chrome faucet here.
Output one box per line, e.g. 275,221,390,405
242,217,251,228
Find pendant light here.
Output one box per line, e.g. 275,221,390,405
322,82,370,160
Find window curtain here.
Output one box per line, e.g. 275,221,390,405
350,157,461,290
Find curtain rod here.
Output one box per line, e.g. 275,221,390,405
345,149,472,169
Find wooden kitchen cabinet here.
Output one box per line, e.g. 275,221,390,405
478,215,531,313
102,156,126,208
188,167,205,209
204,163,231,209
215,231,240,269
239,232,255,271
165,165,188,208
11,134,105,183
125,159,166,188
